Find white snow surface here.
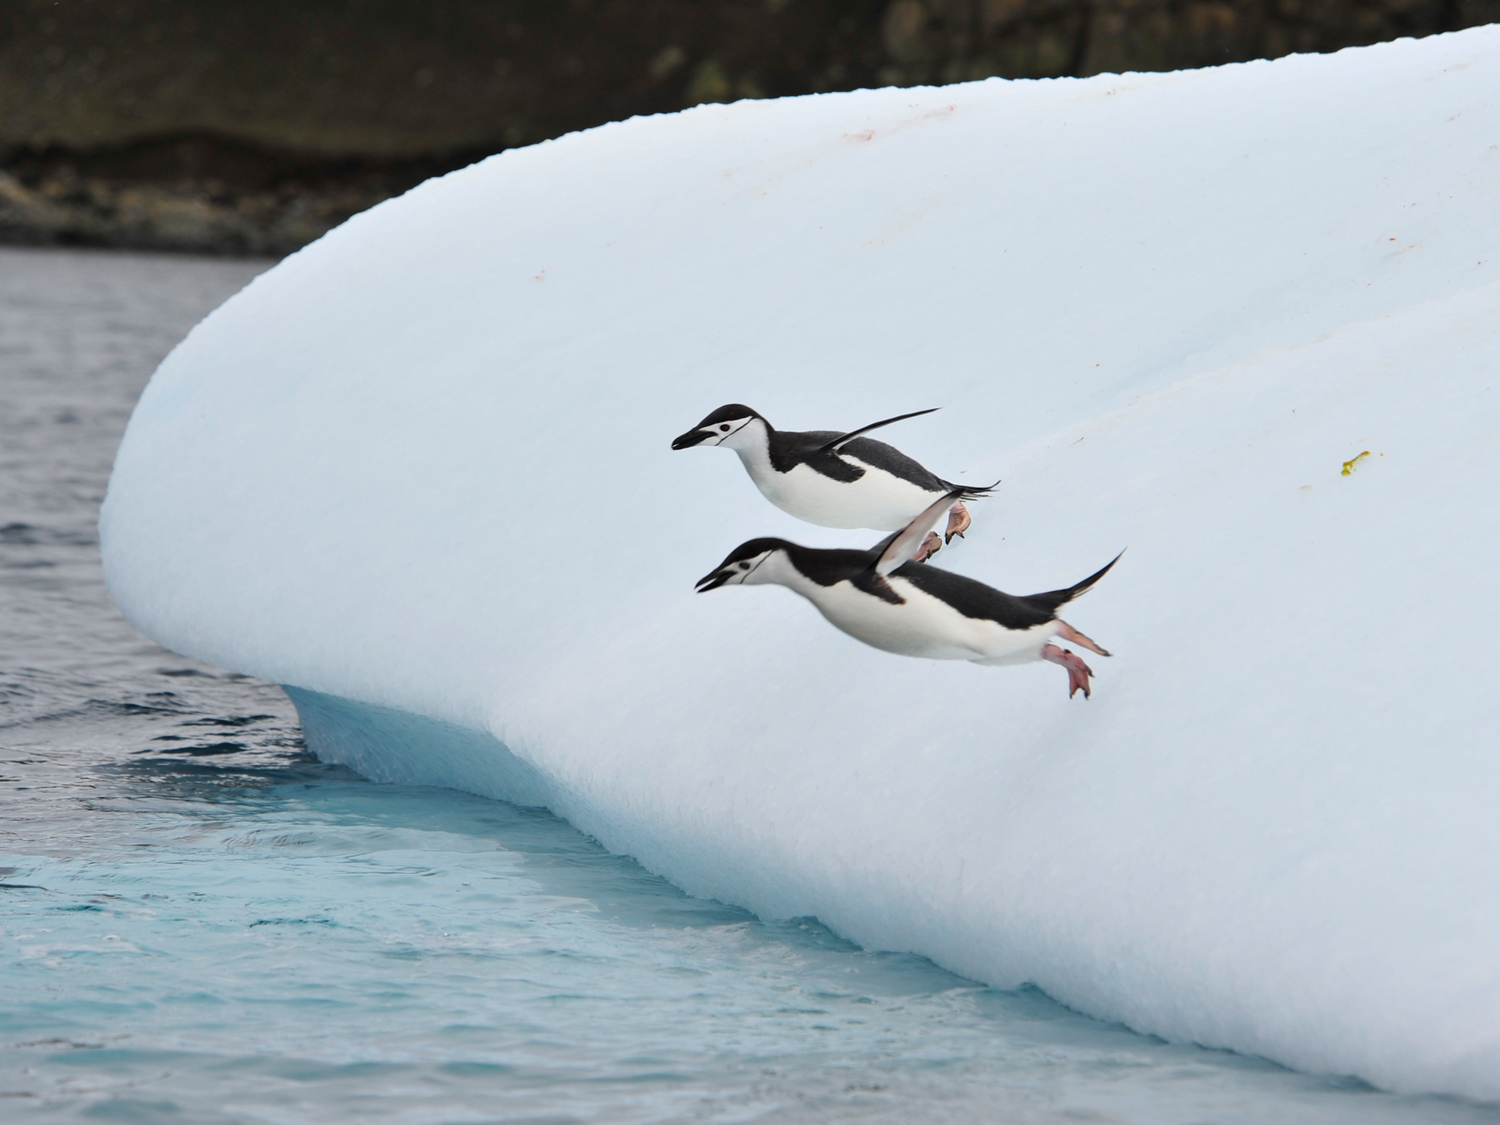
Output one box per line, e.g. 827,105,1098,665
102,28,1500,1099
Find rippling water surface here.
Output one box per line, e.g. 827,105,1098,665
2,247,1496,1124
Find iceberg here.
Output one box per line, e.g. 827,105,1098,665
101,26,1500,1100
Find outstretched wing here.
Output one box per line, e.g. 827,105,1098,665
873,489,964,576
820,408,938,453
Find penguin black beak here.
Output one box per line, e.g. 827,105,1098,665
695,569,731,592
672,428,713,450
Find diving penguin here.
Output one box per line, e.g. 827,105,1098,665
672,405,996,555
695,491,1120,698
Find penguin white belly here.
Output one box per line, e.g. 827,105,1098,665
966,623,1059,666
755,460,939,530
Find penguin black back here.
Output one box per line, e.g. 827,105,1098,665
767,430,951,491
891,551,1124,631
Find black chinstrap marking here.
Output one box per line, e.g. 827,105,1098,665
697,537,792,591
674,404,762,450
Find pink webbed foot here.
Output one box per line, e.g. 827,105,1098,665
1055,620,1111,658
912,531,943,563
944,501,972,544
1042,644,1095,699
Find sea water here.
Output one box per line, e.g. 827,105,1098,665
2,247,1495,1124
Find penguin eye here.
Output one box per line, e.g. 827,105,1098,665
738,561,750,569
719,424,731,431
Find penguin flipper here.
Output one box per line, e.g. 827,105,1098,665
822,407,939,452
873,489,965,576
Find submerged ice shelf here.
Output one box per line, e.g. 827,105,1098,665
102,26,1500,1101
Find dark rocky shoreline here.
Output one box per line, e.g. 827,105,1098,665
0,133,475,257
5,0,1496,257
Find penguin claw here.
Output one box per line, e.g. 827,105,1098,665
1042,644,1094,699
943,501,972,544
912,532,943,563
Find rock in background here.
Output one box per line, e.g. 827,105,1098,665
3,0,1496,256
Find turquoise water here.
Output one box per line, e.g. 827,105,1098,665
3,247,1497,1123
9,753,1488,1125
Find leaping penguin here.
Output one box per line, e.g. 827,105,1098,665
672,405,996,556
696,491,1121,698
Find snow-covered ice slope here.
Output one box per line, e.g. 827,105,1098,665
102,28,1500,1098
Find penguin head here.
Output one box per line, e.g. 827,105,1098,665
672,404,764,450
695,538,787,592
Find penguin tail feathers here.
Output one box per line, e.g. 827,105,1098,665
1030,550,1124,614
943,478,1002,501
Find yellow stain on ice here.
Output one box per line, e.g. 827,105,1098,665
1341,451,1372,475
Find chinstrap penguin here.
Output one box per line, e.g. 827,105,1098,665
696,491,1120,698
672,404,996,552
